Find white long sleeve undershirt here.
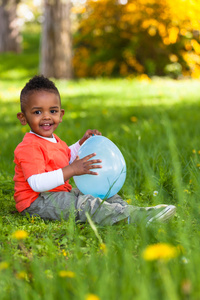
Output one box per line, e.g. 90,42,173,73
27,132,80,192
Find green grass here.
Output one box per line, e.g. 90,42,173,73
1,77,200,300
1,25,200,299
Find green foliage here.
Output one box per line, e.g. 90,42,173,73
1,32,200,298
1,75,200,299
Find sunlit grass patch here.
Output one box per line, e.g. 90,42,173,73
1,70,200,298
2,20,200,298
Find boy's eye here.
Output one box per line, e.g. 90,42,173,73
50,110,58,113
34,111,41,115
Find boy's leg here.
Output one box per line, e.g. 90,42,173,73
75,191,137,226
20,188,132,223
21,190,78,220
75,190,176,226
21,188,176,225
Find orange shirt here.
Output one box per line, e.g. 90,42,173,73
14,133,72,212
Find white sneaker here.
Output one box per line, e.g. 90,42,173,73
146,204,176,226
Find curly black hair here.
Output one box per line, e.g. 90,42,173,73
20,75,60,112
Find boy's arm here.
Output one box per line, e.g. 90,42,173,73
28,153,102,192
69,141,80,164
27,169,64,192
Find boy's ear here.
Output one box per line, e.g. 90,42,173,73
59,109,65,123
17,112,27,126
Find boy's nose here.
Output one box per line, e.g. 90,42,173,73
43,113,51,119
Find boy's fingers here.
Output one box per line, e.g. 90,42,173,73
86,160,102,167
83,153,102,163
93,130,102,135
82,153,96,160
89,159,102,163
88,171,99,175
88,164,102,169
86,129,102,136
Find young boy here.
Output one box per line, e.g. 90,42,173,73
14,75,176,226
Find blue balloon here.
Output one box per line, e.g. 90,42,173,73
73,136,126,199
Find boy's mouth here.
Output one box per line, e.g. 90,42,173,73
40,123,53,130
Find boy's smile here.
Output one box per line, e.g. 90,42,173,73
17,91,65,138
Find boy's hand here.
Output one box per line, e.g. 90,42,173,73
62,153,102,181
79,129,102,146
70,153,102,176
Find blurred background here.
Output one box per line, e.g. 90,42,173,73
0,0,199,80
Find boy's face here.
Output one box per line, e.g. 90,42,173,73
17,91,65,138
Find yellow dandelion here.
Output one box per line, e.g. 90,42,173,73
58,270,75,278
31,216,36,223
184,189,189,193
142,243,179,261
16,271,28,280
0,261,9,270
130,116,138,123
12,230,28,240
85,294,100,300
99,243,107,253
192,149,196,154
197,164,200,168
62,249,67,257
126,199,132,204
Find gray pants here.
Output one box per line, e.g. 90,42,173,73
21,188,140,226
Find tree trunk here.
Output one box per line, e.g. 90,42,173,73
40,0,73,79
0,0,21,53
